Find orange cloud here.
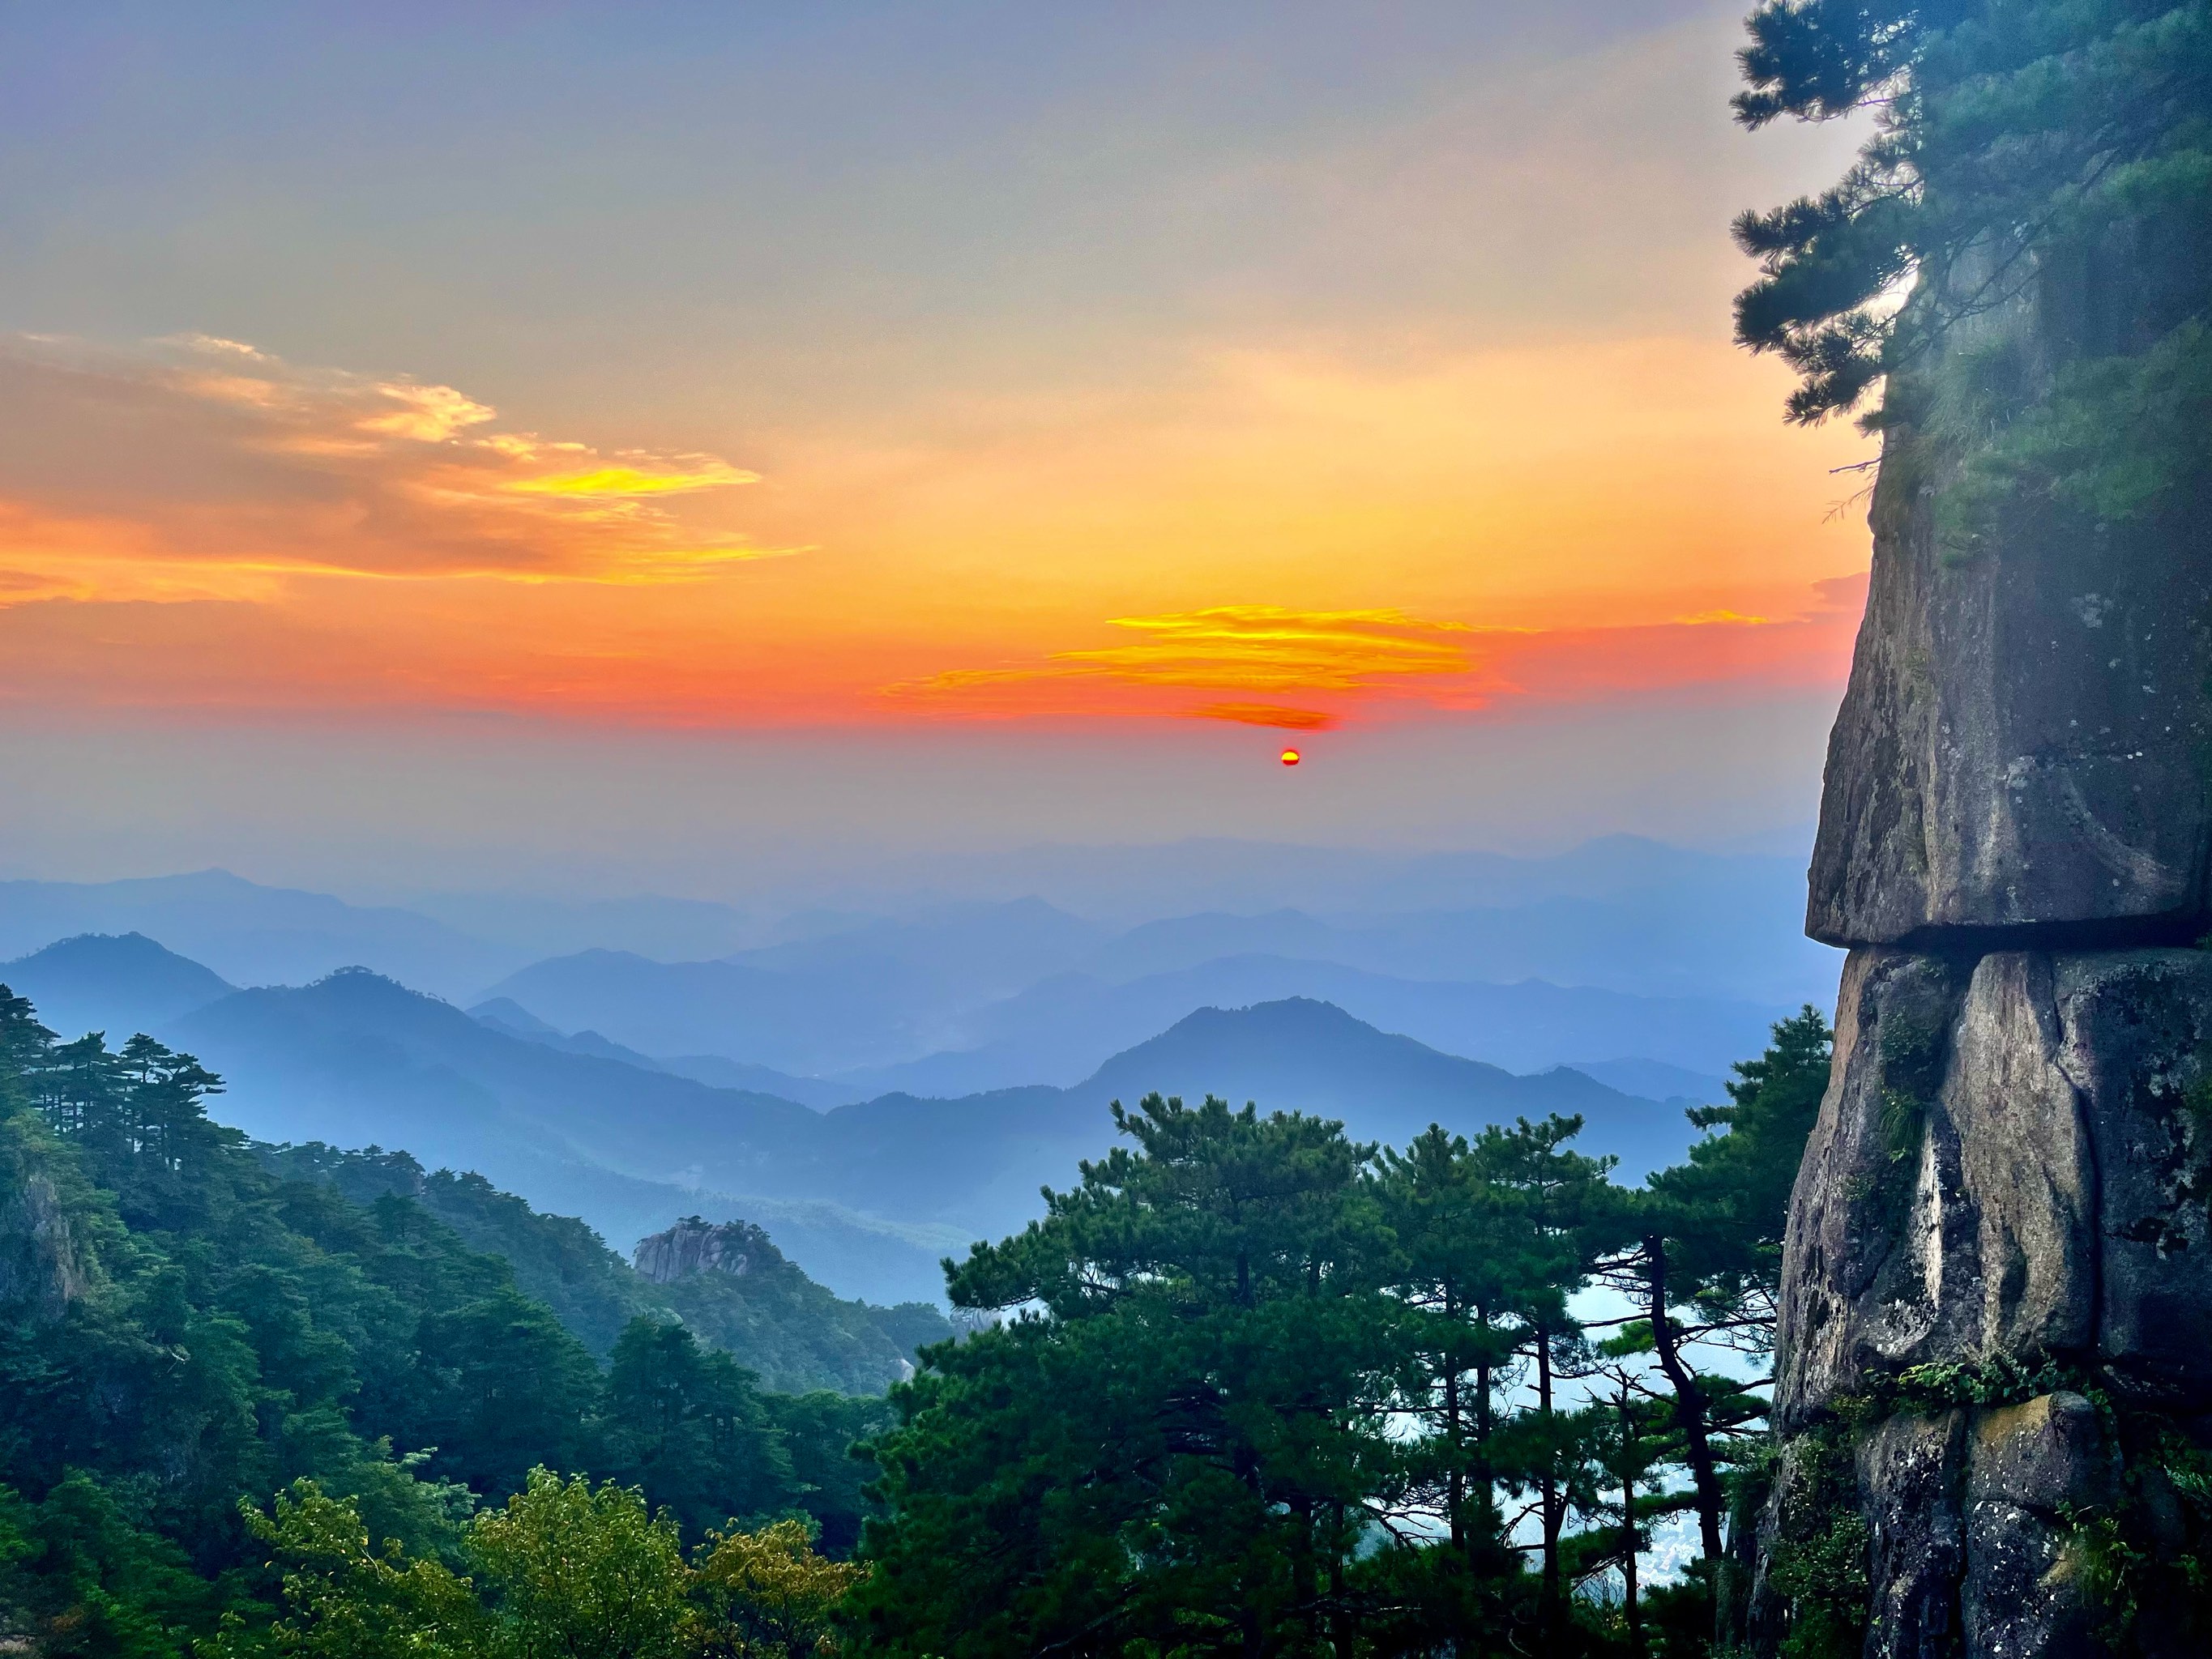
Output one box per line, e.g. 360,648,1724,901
0,327,1872,732
1187,703,1339,730
890,605,1481,714
0,335,778,596
877,585,1862,729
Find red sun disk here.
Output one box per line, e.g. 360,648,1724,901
1280,748,1300,766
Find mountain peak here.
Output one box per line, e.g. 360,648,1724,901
633,1216,786,1284
0,932,236,1038
1074,996,1689,1178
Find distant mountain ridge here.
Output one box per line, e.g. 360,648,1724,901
177,968,1696,1259
0,841,1835,1085
0,932,1725,1302
0,871,515,997
2,932,237,1040
468,995,864,1109
1078,997,1692,1179
813,832,1805,921
830,955,1784,1095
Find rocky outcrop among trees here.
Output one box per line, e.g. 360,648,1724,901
633,1214,779,1285
1736,2,2212,1653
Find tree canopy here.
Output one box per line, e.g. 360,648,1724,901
0,985,890,1655
852,1009,1834,1658
1732,0,2212,562
0,977,1837,1657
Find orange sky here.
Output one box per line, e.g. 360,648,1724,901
0,0,1887,899
0,326,1868,733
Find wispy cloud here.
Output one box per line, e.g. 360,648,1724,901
0,334,781,600
890,605,1482,723
882,587,1864,729
1185,702,1339,730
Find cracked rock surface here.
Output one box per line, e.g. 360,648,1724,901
1757,951,2212,1654
1806,367,2212,950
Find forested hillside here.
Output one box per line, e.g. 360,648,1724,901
0,983,919,1653
0,958,1839,1656
852,1009,1834,1657
256,1145,944,1393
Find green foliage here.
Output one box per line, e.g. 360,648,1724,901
2043,1413,2212,1648
1648,1006,1833,1310
219,1474,862,1659
853,1021,1835,1656
219,1479,485,1658
1732,0,2212,545
853,1094,1403,1657
261,1147,947,1392
470,1469,694,1659
606,1320,792,1542
1587,1006,1834,1615
1893,1352,2074,1410
759,1394,892,1562
692,1517,862,1659
0,984,899,1654
1761,1427,1868,1659
655,1239,940,1400
1,983,1855,1657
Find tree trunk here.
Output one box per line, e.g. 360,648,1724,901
1536,1321,1561,1644
1619,1391,1642,1654
1444,1364,1465,1550
1472,1349,1494,1568
1644,1233,1724,1565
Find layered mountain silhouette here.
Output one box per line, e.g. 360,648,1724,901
2,932,237,1040
0,870,510,996
0,844,1836,1085
152,964,1695,1289
1076,997,1694,1176
830,956,1781,1096
484,927,1803,1085
0,842,1808,1308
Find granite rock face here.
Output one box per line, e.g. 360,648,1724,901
1805,228,2212,952
1855,1408,1969,1659
1757,948,2212,1653
1774,946,2212,1429
631,1215,780,1285
1807,459,2212,949
0,1166,88,1322
1764,198,2212,1656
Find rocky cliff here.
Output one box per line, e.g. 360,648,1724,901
1752,284,2212,1655
631,1214,780,1285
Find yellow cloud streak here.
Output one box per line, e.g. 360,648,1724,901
892,605,1481,701
505,461,761,497
1186,702,1339,730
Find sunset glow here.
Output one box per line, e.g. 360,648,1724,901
0,330,1867,731
0,0,1877,871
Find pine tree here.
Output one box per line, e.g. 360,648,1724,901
1732,0,2212,532
852,1094,1399,1658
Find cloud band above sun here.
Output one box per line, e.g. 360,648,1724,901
875,590,1868,729
882,605,1488,727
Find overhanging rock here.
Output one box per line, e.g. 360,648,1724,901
1807,460,2212,949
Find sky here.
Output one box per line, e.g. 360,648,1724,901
0,2,1873,895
